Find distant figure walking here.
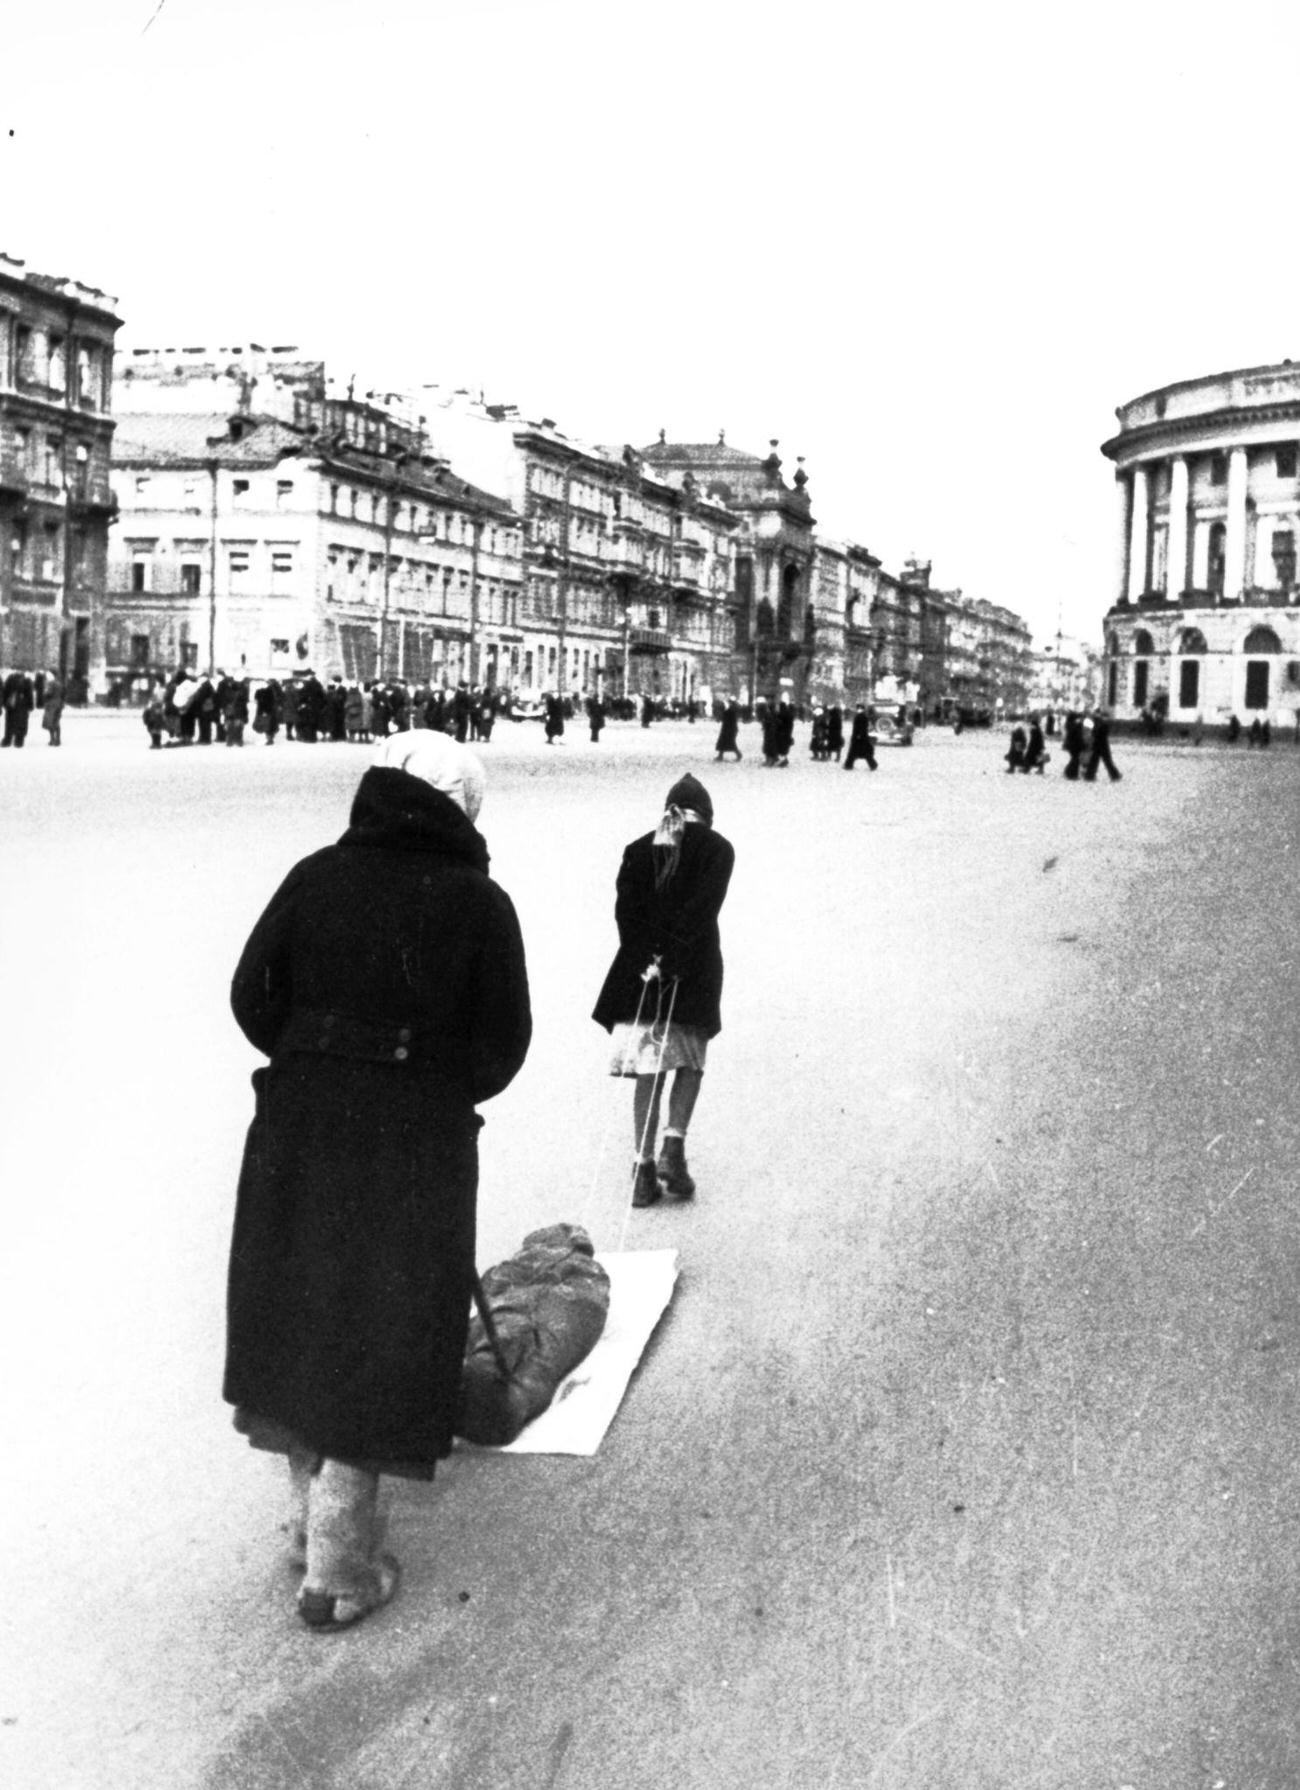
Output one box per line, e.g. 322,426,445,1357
843,705,878,772
41,673,64,746
1083,708,1122,782
544,692,566,745
714,700,742,762
1021,716,1048,774
1062,710,1086,780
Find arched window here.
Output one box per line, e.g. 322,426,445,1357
1133,629,1155,654
1178,627,1207,654
1106,631,1120,657
1243,625,1282,653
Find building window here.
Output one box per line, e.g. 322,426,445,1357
276,480,294,509
1179,659,1200,708
130,634,151,668
271,549,294,587
1277,445,1298,479
1244,660,1270,709
1273,529,1296,589
1209,453,1228,486
232,479,250,506
131,559,149,593
228,549,251,584
1208,522,1226,595
181,562,202,594
330,484,339,514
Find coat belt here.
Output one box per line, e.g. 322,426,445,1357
278,1010,419,1064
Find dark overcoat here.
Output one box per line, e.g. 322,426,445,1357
592,823,735,1038
224,767,532,1475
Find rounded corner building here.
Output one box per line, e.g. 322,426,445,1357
1101,361,1300,726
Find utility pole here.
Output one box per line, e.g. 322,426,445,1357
207,457,219,677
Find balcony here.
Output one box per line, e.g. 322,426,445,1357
629,625,672,655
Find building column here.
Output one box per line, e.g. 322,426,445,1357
1126,464,1150,602
1225,445,1248,600
1113,473,1131,603
1167,455,1189,599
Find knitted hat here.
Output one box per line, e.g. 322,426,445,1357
665,773,713,825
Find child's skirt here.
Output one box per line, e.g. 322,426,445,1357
608,1022,708,1079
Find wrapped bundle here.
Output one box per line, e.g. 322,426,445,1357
457,1223,611,1446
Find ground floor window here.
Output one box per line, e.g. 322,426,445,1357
1133,660,1149,707
1244,659,1270,709
1178,659,1200,708
1108,661,1118,706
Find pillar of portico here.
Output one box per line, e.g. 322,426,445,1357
1114,472,1131,604
1225,445,1249,600
1126,463,1150,603
1167,455,1189,599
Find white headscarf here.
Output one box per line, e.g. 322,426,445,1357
372,730,486,824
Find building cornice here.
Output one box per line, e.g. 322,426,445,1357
1101,399,1300,463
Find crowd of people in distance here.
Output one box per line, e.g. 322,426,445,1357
142,669,519,750
2,668,66,747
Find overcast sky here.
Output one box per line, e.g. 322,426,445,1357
6,0,1299,647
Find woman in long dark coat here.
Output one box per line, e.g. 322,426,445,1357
226,730,531,1631
593,773,734,1208
713,699,741,761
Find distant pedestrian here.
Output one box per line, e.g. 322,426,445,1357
714,699,742,762
1083,709,1122,782
773,696,795,767
2,668,34,747
826,704,844,762
254,680,282,744
1005,722,1027,772
593,773,734,1208
1021,716,1048,774
40,673,64,746
544,691,565,745
143,690,166,749
1062,710,1085,780
586,692,606,743
843,705,877,771
223,680,249,746
1226,713,1241,744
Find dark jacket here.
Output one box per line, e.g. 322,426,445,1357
592,822,735,1038
224,767,532,1474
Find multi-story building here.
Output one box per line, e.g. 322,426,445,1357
642,434,816,705
421,398,739,705
106,350,522,691
1101,360,1300,723
0,253,121,697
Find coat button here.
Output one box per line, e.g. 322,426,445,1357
394,1046,409,1062
322,1014,335,1026
397,1027,412,1042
